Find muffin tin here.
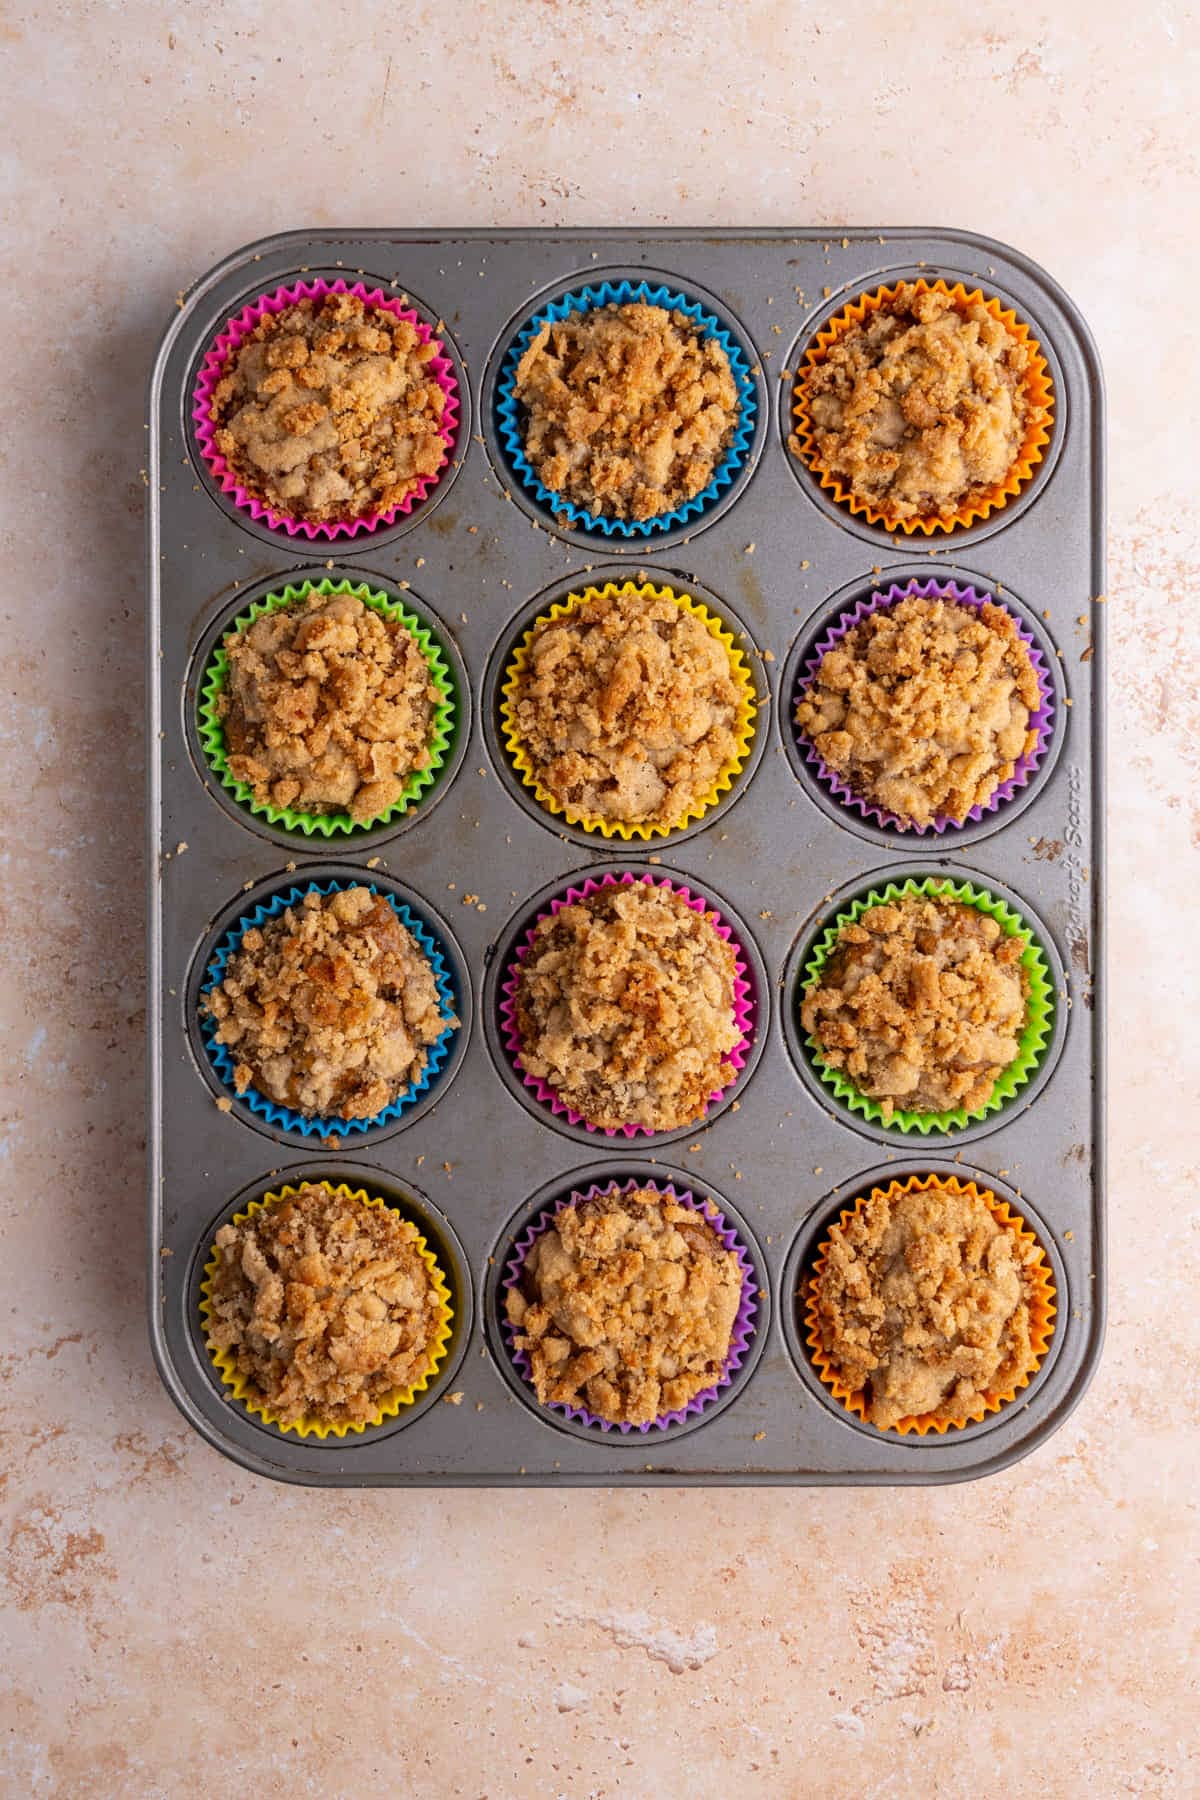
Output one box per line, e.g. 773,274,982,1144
146,228,1105,1485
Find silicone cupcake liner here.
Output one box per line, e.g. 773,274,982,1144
191,277,460,540
199,1181,453,1439
792,578,1055,834
199,880,459,1138
499,871,755,1138
790,278,1054,535
501,1178,758,1434
799,876,1054,1135
495,279,757,537
500,581,758,840
197,578,456,838
802,1173,1056,1436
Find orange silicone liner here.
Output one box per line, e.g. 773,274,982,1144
802,1173,1056,1436
790,278,1055,535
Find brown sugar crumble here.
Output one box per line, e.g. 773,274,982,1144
208,292,448,523
802,896,1028,1117
514,882,741,1132
218,588,440,821
505,1186,743,1425
202,886,455,1119
795,594,1041,826
205,1183,444,1427
793,283,1039,523
508,585,747,829
513,302,739,521
809,1180,1044,1428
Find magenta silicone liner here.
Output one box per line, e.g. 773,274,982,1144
501,1178,759,1434
792,579,1056,834
498,871,755,1138
191,277,460,540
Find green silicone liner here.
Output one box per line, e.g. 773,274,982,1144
197,578,457,838
799,876,1054,1135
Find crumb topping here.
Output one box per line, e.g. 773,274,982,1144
513,882,742,1132
801,896,1029,1117
207,292,448,523
513,301,740,521
508,586,747,828
808,1181,1043,1428
795,594,1041,826
216,588,440,822
205,1183,444,1426
505,1186,743,1425
792,283,1039,522
202,886,455,1120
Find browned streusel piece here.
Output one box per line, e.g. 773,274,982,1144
514,302,740,521
808,1180,1043,1428
205,1182,443,1426
202,885,456,1119
505,1186,743,1425
795,594,1041,827
208,292,447,522
218,588,439,821
801,896,1028,1117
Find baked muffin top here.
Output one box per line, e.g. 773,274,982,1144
513,301,740,521
505,1185,744,1425
794,593,1041,827
507,585,747,829
808,1179,1044,1429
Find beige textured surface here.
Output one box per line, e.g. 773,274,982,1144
2,2,1198,1795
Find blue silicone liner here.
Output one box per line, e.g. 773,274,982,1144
198,880,459,1138
495,279,758,538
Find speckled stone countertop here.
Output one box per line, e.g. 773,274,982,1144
2,3,1197,1795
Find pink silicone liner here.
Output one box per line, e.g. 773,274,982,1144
793,578,1056,834
191,277,460,541
499,871,755,1139
501,1178,759,1434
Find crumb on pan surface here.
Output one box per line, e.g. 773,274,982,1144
207,292,448,523
808,1180,1043,1429
508,585,746,828
202,886,456,1120
513,302,740,521
205,1183,444,1426
801,896,1028,1117
792,282,1038,522
505,1185,743,1425
513,882,742,1132
795,593,1041,826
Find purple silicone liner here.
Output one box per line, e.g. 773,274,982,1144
793,578,1056,834
191,277,461,541
499,872,755,1139
501,1178,759,1434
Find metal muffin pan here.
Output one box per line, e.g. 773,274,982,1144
146,228,1105,1486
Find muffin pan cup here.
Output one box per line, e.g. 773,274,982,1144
148,228,1104,1486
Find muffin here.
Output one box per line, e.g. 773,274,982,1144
801,894,1028,1118
806,1177,1049,1430
795,591,1042,827
204,289,449,524
203,1183,448,1429
202,886,456,1120
791,281,1049,528
504,584,752,832
214,587,445,824
505,1185,744,1426
512,301,740,521
512,880,743,1132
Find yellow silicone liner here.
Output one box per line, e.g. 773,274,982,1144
790,279,1055,536
499,580,758,841
803,1173,1056,1437
198,1181,453,1440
